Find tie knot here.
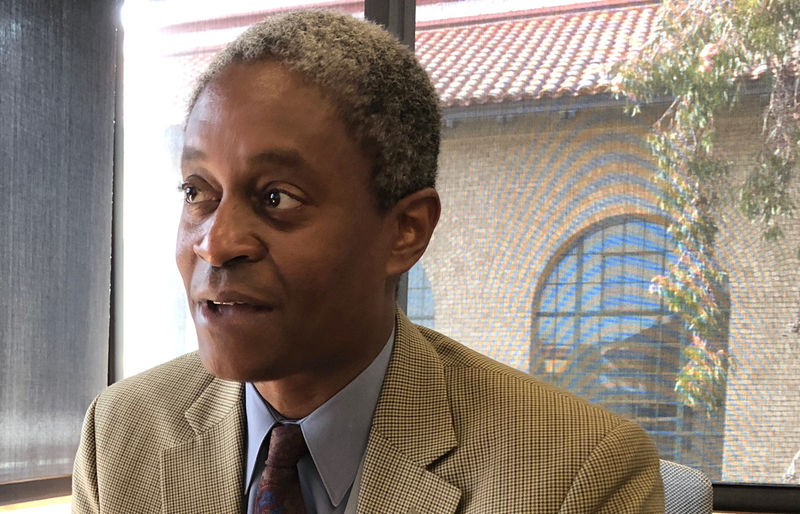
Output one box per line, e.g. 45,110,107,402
265,424,307,469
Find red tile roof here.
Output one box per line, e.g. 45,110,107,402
417,3,657,107
164,1,658,117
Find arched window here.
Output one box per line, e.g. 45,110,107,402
407,262,435,329
531,216,726,478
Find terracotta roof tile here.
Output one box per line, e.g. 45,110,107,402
418,3,657,107
424,3,658,106
165,2,658,118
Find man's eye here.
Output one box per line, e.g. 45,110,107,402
179,183,211,204
265,190,302,210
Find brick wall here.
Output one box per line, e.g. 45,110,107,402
420,98,800,483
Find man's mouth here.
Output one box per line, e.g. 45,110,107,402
201,298,273,315
206,300,242,314
209,300,244,306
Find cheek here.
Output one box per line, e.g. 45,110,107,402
286,223,386,298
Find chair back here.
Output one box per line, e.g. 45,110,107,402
660,459,713,514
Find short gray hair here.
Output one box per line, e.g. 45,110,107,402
188,9,440,210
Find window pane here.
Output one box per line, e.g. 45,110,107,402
413,1,768,484
539,284,558,313
407,262,435,329
556,254,578,283
582,252,604,284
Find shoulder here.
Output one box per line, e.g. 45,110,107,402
418,324,622,427
89,351,231,447
414,325,663,512
73,352,232,512
95,352,213,419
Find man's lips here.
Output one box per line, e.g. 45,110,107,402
194,301,276,332
194,290,276,309
201,300,272,313
192,289,278,320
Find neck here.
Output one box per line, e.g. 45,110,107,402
253,307,394,419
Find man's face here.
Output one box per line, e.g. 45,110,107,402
177,61,395,382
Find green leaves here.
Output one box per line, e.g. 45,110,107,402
613,0,800,414
675,335,734,416
740,152,796,239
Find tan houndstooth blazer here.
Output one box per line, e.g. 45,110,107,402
72,310,664,513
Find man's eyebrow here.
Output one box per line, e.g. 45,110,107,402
180,147,313,173
181,147,206,164
247,149,311,172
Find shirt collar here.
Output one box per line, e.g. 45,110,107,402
244,329,394,507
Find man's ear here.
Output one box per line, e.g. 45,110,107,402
385,187,441,277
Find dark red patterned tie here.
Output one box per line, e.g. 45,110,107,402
256,424,308,514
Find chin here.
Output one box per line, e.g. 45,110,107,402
197,341,277,382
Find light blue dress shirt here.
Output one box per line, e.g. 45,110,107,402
244,331,394,514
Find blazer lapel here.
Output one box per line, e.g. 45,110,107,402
160,376,246,514
357,310,462,514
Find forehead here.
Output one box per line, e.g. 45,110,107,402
185,61,360,162
183,61,374,194
190,61,338,129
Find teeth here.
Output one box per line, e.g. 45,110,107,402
211,301,238,306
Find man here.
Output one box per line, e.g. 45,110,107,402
73,10,663,513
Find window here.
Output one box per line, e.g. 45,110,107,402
2,0,785,510
407,263,435,329
414,3,800,499
6,0,800,511
531,216,726,479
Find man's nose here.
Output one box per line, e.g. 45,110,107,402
193,200,266,267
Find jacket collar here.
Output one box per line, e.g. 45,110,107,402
157,309,462,514
161,374,246,513
357,309,462,513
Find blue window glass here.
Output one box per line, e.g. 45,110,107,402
407,262,434,329
531,216,727,479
